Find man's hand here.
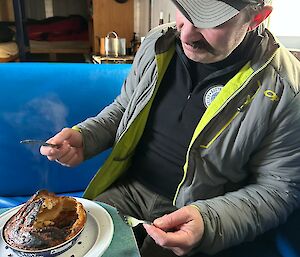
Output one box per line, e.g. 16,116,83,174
40,128,84,167
143,205,204,256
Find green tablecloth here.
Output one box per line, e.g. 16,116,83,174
0,202,141,257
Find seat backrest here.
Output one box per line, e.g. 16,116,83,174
0,62,300,257
0,63,131,196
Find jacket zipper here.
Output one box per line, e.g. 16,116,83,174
173,50,278,206
199,80,261,148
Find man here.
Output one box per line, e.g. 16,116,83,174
40,0,300,256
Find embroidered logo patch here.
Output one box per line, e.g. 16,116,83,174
203,85,223,108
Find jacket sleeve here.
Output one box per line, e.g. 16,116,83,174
75,29,158,160
193,92,300,254
75,64,139,160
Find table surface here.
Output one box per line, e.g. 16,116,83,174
0,202,141,257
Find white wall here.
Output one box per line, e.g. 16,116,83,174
269,0,300,36
134,0,176,39
44,0,53,18
136,0,300,49
150,0,175,28
134,0,150,39
25,0,45,20
268,0,300,49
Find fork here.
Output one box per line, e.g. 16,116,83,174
116,208,152,227
20,139,61,148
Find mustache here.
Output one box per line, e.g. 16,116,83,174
176,31,215,54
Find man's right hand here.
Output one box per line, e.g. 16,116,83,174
40,128,84,167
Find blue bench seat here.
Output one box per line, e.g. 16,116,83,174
0,62,299,257
0,63,131,207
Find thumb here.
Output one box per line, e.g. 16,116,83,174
53,128,82,147
57,128,74,141
153,208,190,231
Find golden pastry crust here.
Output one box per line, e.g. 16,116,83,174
3,190,87,250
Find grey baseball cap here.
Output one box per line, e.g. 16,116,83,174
171,0,264,28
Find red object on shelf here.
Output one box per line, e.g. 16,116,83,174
27,15,88,41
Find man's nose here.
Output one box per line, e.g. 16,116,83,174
180,22,204,42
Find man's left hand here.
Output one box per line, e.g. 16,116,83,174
143,205,204,256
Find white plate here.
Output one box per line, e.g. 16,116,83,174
0,198,114,257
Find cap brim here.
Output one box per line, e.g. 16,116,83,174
172,0,241,29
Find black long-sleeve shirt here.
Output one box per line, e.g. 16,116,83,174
129,32,261,199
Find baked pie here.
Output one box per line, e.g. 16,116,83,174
3,190,86,250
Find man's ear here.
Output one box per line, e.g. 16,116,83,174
248,5,273,31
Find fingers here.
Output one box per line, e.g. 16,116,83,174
48,142,84,167
40,128,84,167
55,144,82,167
144,223,195,248
40,140,67,161
40,128,82,155
153,206,195,230
144,224,191,256
144,206,204,256
55,152,83,167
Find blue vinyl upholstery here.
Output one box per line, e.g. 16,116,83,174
0,62,299,257
0,63,131,206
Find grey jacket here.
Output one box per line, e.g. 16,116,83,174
78,23,300,254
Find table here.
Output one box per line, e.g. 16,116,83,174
0,202,141,257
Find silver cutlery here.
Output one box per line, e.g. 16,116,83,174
116,208,152,227
20,139,61,148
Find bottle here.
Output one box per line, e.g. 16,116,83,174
159,11,164,25
130,32,137,56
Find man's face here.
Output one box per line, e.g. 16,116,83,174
176,8,252,63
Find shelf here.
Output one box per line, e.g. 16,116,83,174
0,54,19,63
29,40,90,54
92,55,134,64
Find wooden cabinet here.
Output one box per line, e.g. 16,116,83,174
90,0,134,54
0,0,15,21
